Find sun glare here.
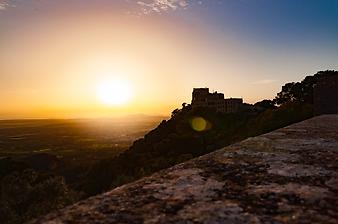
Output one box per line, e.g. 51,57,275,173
97,79,133,106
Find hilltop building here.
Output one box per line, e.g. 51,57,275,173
191,88,243,113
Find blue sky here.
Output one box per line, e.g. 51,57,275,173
200,0,338,47
2,0,338,58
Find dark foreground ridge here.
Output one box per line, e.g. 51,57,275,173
32,115,338,224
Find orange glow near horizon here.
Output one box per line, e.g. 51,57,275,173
0,2,302,119
0,12,194,118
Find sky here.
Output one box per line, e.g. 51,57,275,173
1,0,338,119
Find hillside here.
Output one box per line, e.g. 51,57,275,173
1,70,337,223
80,70,338,196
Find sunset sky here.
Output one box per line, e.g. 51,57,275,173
1,0,338,119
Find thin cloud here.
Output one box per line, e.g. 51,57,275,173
0,1,199,14
252,79,277,85
0,2,9,10
0,0,16,11
136,0,190,14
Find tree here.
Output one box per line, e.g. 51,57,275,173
254,100,276,110
274,70,338,105
0,170,79,224
171,108,180,117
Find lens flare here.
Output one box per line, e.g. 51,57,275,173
191,117,209,132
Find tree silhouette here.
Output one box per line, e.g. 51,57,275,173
171,108,180,117
274,70,338,105
254,100,276,109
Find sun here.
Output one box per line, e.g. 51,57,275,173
97,79,133,106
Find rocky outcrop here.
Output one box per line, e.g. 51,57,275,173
32,115,338,224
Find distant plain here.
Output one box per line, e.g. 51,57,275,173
0,116,165,181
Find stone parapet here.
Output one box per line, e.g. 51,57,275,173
32,115,338,224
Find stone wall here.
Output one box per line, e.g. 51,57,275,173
32,115,338,224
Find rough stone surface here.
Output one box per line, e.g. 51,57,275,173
31,115,338,224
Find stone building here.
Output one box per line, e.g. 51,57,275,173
192,88,243,113
225,98,244,113
314,75,338,115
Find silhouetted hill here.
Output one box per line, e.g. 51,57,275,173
81,101,313,195
78,70,338,196
0,70,336,224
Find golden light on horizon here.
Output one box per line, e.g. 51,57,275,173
97,78,133,106
0,0,290,120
